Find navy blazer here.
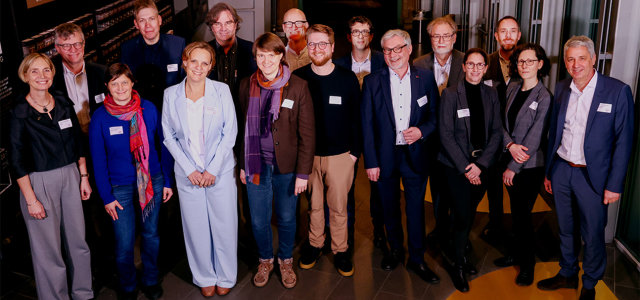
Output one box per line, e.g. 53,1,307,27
361,66,439,177
51,58,107,115
546,74,634,194
438,80,503,173
334,50,386,73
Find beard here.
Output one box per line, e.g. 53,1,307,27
501,43,516,51
310,54,331,66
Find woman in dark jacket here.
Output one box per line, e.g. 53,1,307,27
493,43,552,286
237,32,315,289
438,48,503,293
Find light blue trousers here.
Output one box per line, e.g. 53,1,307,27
176,169,238,288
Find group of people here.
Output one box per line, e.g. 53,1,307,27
7,1,635,300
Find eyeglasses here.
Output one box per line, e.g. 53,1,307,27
283,20,308,28
430,33,455,41
307,41,331,50
517,59,538,66
465,62,486,70
56,41,84,51
212,21,235,29
382,44,408,55
351,30,370,37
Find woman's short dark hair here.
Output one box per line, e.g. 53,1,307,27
104,63,135,85
253,32,287,66
509,43,551,79
463,48,488,64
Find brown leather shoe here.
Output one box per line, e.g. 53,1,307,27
216,286,231,296
200,286,216,297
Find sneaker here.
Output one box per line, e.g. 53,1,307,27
334,251,354,277
299,242,322,269
253,258,274,287
278,257,297,288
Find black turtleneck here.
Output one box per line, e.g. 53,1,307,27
464,80,485,150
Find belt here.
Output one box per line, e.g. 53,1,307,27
471,149,483,158
567,161,586,168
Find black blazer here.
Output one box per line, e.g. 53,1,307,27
413,49,465,90
361,66,439,177
334,50,386,73
51,58,107,115
438,80,503,173
484,51,508,109
207,37,258,93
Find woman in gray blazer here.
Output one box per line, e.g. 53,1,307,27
438,48,503,292
493,43,551,286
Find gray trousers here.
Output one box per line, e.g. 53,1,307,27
19,163,93,300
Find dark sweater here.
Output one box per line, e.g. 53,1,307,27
293,64,362,157
465,80,485,150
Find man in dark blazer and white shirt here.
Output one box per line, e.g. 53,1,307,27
361,29,439,284
538,36,634,300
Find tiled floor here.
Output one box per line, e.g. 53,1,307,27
2,165,640,300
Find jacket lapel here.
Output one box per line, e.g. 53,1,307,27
503,81,520,132
380,68,396,127
175,80,190,140
202,80,215,142
409,67,421,125
556,83,571,143
457,81,472,145
513,81,544,131
585,74,604,136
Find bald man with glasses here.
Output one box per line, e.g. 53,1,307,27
282,8,311,70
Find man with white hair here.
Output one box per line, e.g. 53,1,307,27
361,29,440,283
537,35,634,300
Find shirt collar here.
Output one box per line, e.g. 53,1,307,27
351,49,371,64
286,45,307,57
434,53,452,68
389,65,410,80
498,51,510,63
570,70,598,94
62,61,86,76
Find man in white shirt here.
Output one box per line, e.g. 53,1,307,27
282,8,311,71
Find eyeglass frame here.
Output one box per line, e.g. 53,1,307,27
465,62,487,70
517,58,539,67
212,20,236,30
307,41,332,50
283,20,308,28
350,30,371,37
56,41,85,51
382,44,408,55
430,33,456,41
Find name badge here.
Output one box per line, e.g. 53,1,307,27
94,93,105,103
329,96,342,105
205,106,217,115
417,95,428,107
597,103,612,113
58,118,72,129
483,80,493,87
457,108,470,118
109,126,124,135
167,64,178,72
282,99,294,109
529,101,538,110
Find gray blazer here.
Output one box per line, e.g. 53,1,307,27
438,80,503,173
503,80,552,173
413,50,465,91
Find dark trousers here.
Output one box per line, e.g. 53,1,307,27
550,160,607,289
444,165,487,264
505,167,545,268
377,149,427,264
486,163,504,230
429,159,452,238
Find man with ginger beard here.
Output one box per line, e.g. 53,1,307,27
293,24,361,276
282,8,311,71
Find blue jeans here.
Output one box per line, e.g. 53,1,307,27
111,173,163,292
246,162,297,260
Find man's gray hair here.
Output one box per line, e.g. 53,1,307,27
380,29,411,48
564,35,596,58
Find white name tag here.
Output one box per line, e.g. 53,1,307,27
329,96,342,105
282,99,294,109
457,108,470,118
167,64,178,72
94,93,105,103
58,118,72,129
205,106,217,115
109,126,124,135
417,95,428,107
529,101,538,110
483,80,493,87
597,103,612,113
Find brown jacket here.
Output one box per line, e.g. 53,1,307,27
238,74,315,176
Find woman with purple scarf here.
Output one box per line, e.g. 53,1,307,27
238,32,315,289
89,63,173,300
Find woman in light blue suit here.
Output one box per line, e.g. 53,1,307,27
162,41,238,297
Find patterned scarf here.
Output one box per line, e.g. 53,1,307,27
104,90,154,221
244,65,291,184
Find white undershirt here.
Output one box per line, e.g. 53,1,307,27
186,97,206,169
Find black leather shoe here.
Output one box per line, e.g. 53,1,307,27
406,261,440,283
579,287,595,300
515,267,534,286
141,284,163,300
373,231,386,249
494,256,516,267
450,264,469,292
462,259,477,275
537,274,578,290
381,249,404,271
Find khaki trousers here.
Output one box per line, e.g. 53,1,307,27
308,152,355,253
